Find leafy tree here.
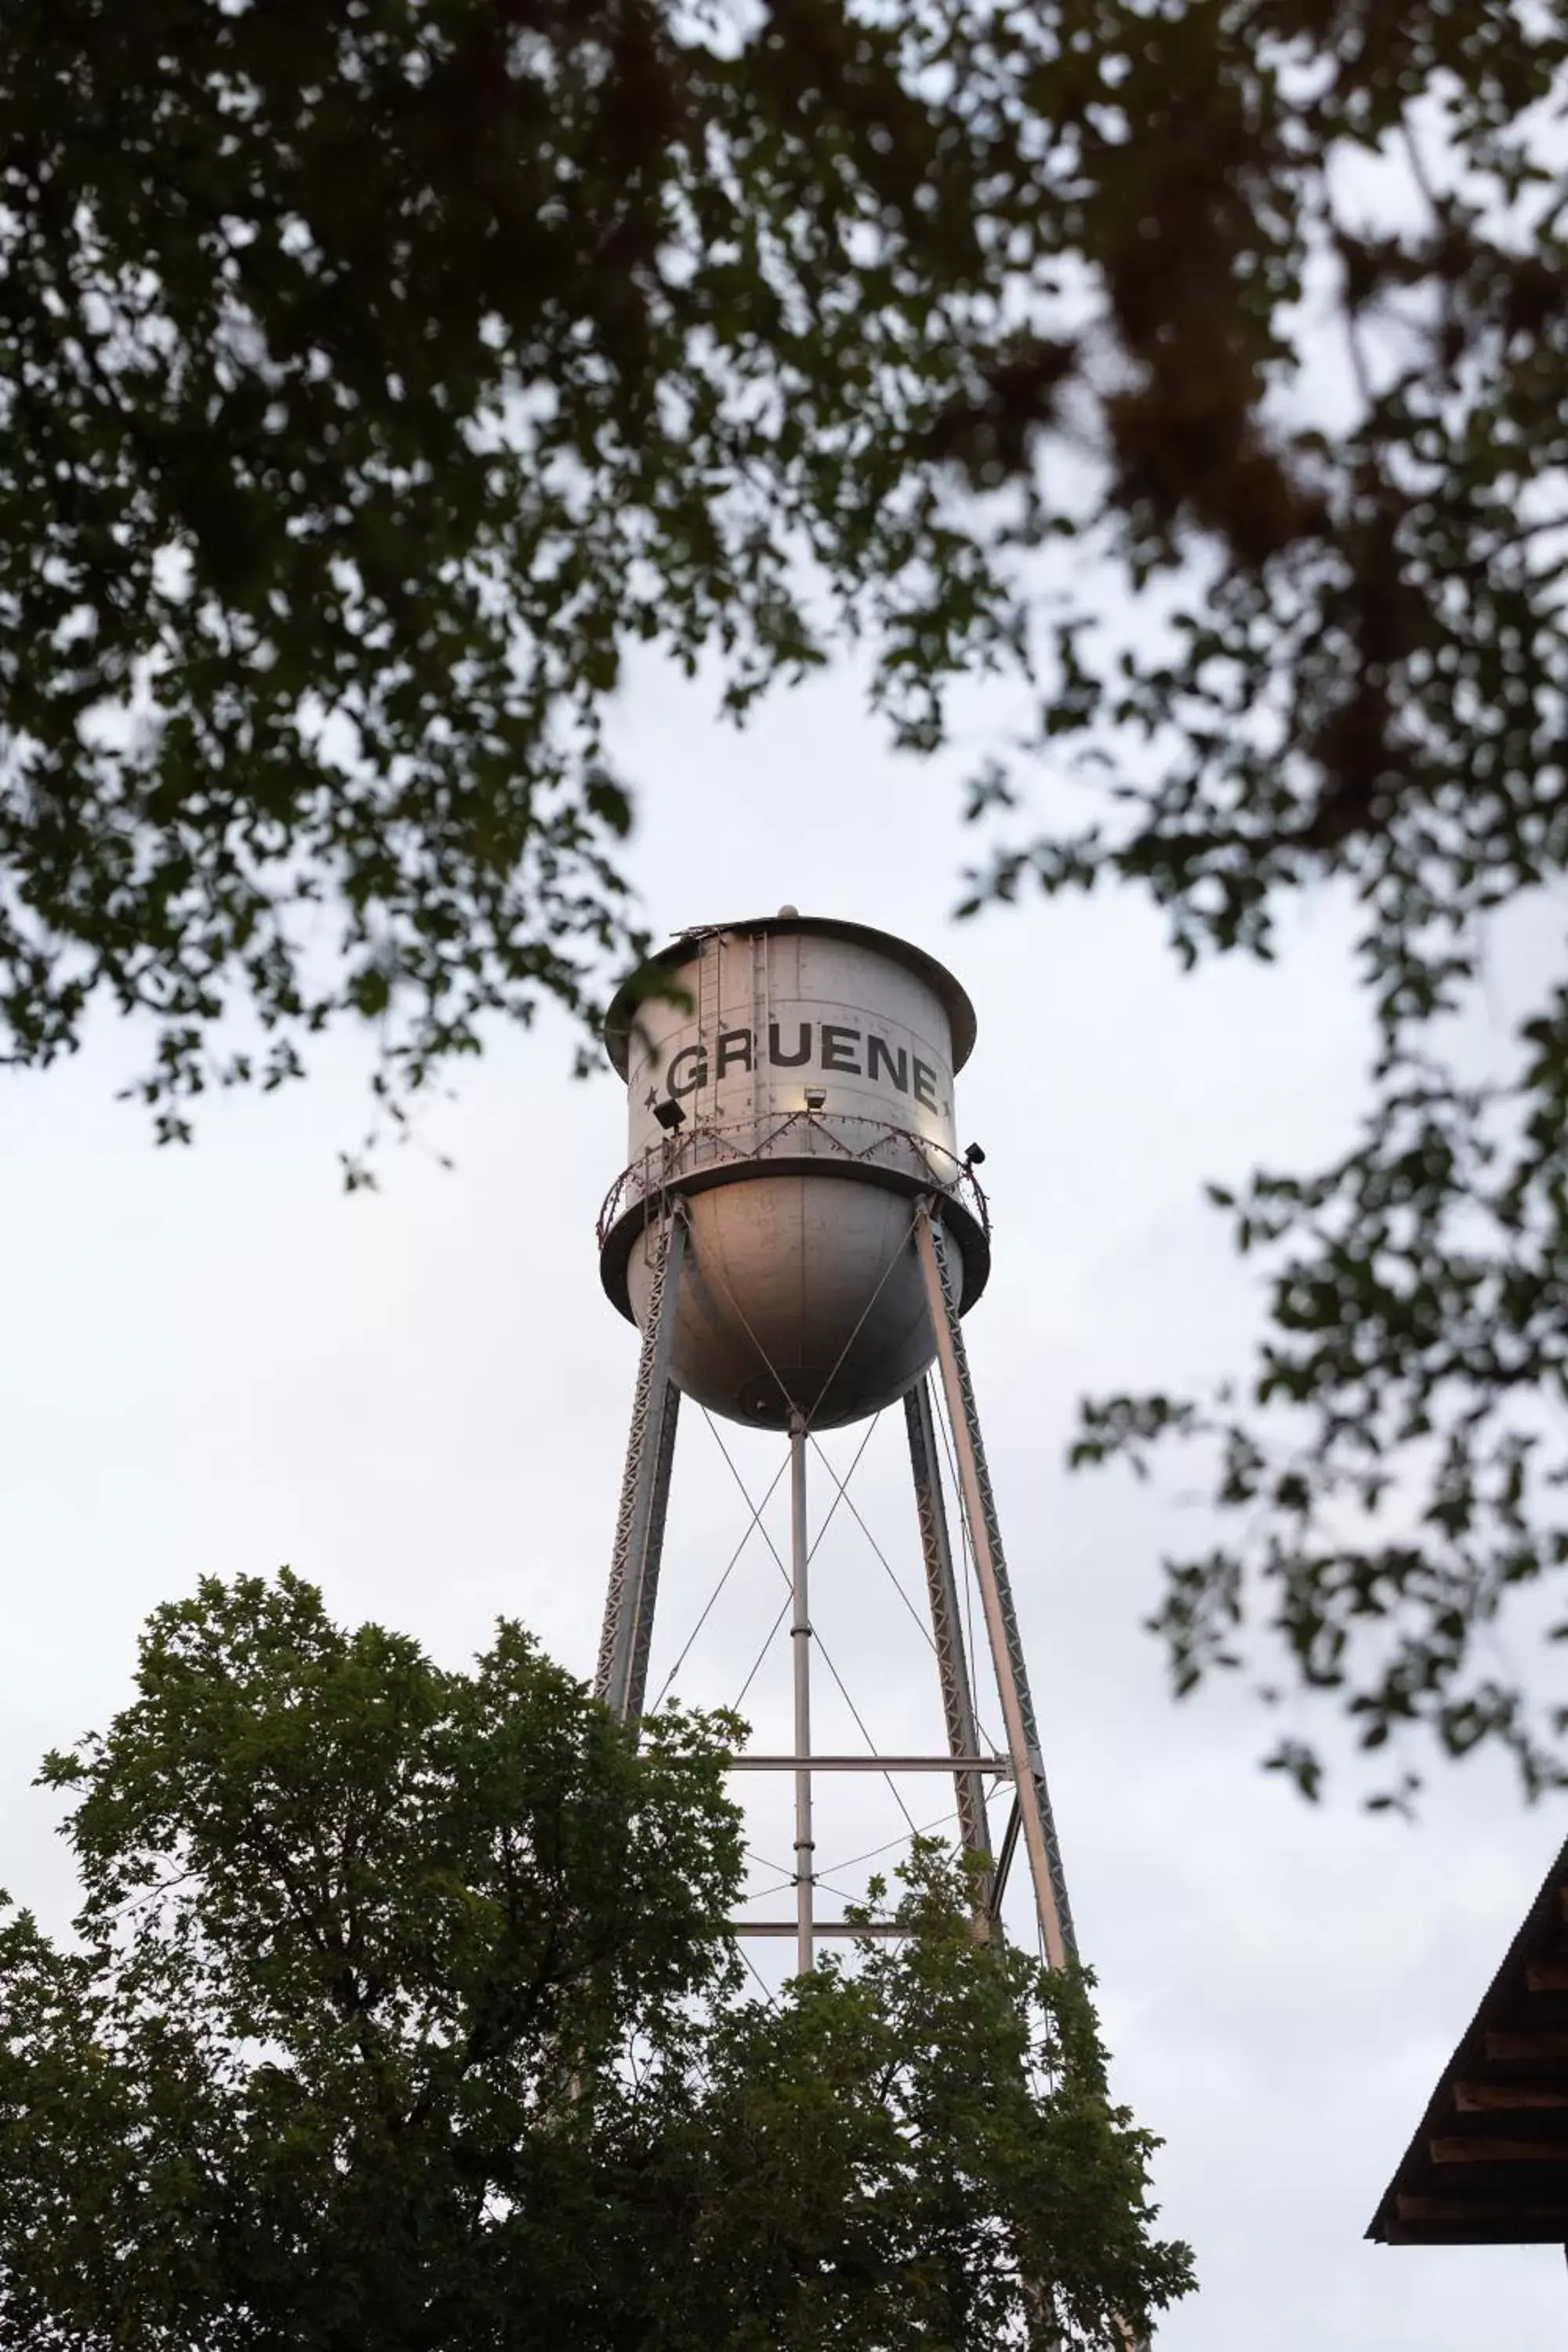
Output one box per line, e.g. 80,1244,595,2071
0,1573,1191,2350
0,0,1030,1148
956,2,1568,1806
10,0,1568,1788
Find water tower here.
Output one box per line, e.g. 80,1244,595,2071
594,910,1075,1976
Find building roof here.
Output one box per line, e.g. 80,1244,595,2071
1369,1835,1568,2245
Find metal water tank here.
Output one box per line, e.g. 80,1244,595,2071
598,913,989,1430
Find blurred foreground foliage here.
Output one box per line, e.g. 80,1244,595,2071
0,1573,1191,2350
980,4,1568,1808
6,0,1568,1788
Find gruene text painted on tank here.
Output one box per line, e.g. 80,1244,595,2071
662,1022,942,1111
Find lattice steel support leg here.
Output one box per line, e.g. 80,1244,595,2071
914,1201,1076,1971
597,1204,686,1729
905,1377,993,1911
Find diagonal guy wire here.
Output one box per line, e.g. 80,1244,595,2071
650,1448,790,1711
808,1431,938,1657
705,1414,920,1835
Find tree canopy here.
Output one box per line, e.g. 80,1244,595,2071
0,1572,1191,2350
0,0,1030,1142
7,0,1568,1790
1003,6,1568,1807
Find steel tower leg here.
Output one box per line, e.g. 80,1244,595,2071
904,1377,993,1913
789,1414,815,1975
597,1204,686,1728
913,1202,1077,1972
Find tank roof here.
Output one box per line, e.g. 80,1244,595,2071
602,913,978,1079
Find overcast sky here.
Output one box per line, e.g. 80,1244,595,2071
4,647,1566,2347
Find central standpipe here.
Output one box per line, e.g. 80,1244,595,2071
789,1417,815,1975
